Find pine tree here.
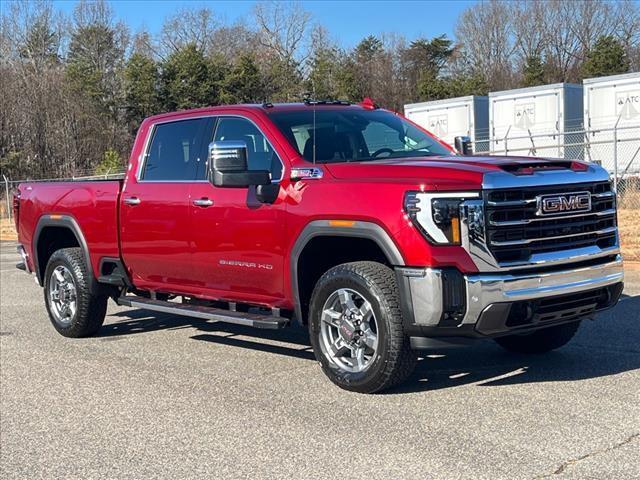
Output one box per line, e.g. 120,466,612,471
334,57,361,102
66,22,124,116
95,149,122,175
19,18,60,70
404,36,454,80
306,45,341,100
124,53,159,127
160,44,217,110
582,36,630,79
522,55,545,87
263,57,303,102
418,74,489,101
221,53,265,104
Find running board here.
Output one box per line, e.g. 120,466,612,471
116,296,289,329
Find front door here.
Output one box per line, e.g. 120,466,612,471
189,116,287,305
120,116,213,291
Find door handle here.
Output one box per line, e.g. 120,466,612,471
193,198,214,207
123,197,141,205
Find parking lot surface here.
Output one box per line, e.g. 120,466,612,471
1,241,639,479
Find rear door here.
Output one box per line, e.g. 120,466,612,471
119,116,213,291
189,115,287,304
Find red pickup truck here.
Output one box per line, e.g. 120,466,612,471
14,100,624,393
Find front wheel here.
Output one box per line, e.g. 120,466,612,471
308,261,416,393
494,320,581,354
44,247,107,338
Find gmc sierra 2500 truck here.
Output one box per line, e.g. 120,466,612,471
14,99,624,393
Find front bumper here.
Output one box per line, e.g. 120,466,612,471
397,255,624,344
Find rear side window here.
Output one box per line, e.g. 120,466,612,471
142,118,211,181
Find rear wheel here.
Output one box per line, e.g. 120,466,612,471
44,248,107,338
308,261,416,393
494,320,581,354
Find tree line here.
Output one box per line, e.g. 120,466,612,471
1,0,638,180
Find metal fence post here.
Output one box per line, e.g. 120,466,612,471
2,174,11,221
503,126,511,155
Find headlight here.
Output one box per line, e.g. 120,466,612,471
404,191,480,245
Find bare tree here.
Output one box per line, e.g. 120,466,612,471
159,7,219,58
130,28,156,58
253,1,311,63
455,0,516,90
0,0,70,178
614,0,640,70
571,0,617,54
209,22,261,61
512,1,548,65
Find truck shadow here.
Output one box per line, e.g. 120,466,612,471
99,308,316,360
99,294,640,394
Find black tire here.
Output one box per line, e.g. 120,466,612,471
494,320,581,354
43,247,108,338
308,261,416,393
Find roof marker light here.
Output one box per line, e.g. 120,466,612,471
359,97,379,110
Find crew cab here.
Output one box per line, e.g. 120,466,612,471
14,100,624,393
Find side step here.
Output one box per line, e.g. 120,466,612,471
115,295,289,329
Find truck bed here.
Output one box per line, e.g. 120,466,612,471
17,180,123,278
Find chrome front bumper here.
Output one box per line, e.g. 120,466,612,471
397,255,624,333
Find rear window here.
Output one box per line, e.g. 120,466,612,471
142,118,211,181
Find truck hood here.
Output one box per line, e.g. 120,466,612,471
323,155,585,191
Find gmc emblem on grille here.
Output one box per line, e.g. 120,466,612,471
536,191,592,216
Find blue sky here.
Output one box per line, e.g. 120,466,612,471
52,0,476,47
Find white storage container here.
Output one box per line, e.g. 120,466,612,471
404,96,489,152
584,72,640,175
489,83,583,159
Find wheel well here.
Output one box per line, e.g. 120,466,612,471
296,236,391,324
36,226,80,280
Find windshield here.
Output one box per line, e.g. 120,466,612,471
268,108,452,163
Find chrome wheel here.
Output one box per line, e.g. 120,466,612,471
319,288,378,373
48,265,77,326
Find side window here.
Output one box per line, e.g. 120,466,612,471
142,118,210,181
214,117,283,182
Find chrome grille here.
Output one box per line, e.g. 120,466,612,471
484,182,617,265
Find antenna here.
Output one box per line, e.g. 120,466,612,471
312,84,316,164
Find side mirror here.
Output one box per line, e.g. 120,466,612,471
256,183,280,204
454,136,473,156
209,141,271,187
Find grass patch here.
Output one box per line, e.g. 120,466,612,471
0,218,17,241
618,209,640,262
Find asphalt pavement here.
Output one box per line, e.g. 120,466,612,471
1,241,639,479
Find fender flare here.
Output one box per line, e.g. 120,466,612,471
289,220,405,324
33,214,97,292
